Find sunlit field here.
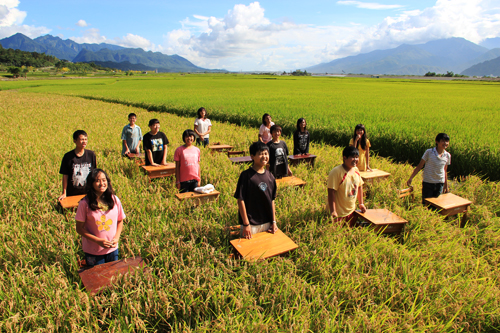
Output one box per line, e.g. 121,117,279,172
0,90,499,331
1,75,500,180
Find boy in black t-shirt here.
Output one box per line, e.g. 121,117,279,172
267,125,293,179
143,118,169,166
234,141,278,239
58,130,97,201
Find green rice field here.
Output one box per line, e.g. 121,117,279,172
2,74,499,180
1,87,500,331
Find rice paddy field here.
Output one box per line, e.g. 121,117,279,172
1,84,500,331
1,74,499,180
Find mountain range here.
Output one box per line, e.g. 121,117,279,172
0,33,216,72
306,37,500,76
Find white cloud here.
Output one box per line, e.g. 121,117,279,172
160,0,500,71
0,0,50,39
337,1,404,10
114,33,153,49
76,19,88,27
69,28,157,51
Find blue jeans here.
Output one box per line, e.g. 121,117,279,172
196,137,209,147
84,248,119,267
422,182,444,204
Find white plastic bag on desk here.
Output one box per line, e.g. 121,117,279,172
194,184,215,194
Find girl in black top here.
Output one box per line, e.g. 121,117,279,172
293,117,310,155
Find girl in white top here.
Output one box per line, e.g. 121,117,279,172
194,107,212,148
258,113,275,144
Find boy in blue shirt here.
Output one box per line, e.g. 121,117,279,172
121,113,143,156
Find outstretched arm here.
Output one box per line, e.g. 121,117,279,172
237,199,252,239
407,159,426,186
58,175,69,201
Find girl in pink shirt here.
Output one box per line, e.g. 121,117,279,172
75,169,125,267
174,129,201,193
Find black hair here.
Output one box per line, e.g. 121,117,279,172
148,118,160,126
73,130,87,141
270,124,282,134
128,113,137,118
343,146,359,158
85,169,115,211
262,113,271,126
197,107,206,119
249,141,269,156
182,129,196,142
296,118,308,133
352,124,368,150
435,133,450,143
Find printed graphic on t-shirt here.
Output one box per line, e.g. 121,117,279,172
72,162,92,187
151,138,164,152
299,134,308,151
96,215,112,231
347,180,357,198
258,182,268,192
275,148,285,165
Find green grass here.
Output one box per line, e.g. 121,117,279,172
0,90,500,331
1,74,499,180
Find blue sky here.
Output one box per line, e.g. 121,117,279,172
1,0,499,70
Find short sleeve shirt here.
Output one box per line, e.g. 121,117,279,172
143,131,169,165
327,165,364,217
267,140,289,179
293,130,310,155
75,195,126,255
234,168,276,226
59,149,97,197
121,124,143,154
259,122,275,144
194,118,212,138
422,148,451,183
174,145,201,183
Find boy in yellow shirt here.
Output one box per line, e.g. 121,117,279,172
327,146,366,226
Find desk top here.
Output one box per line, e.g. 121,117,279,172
79,256,145,294
425,193,472,209
141,163,175,172
175,190,221,200
59,194,86,209
359,169,391,180
276,176,306,187
354,209,408,225
288,154,317,160
230,229,298,261
126,153,144,159
229,155,252,163
209,144,233,150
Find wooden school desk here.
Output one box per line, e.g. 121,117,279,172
125,152,145,166
141,163,175,180
175,190,220,206
359,169,391,184
59,194,86,209
229,155,253,164
208,144,233,153
276,176,306,188
230,230,298,261
78,257,146,295
424,193,472,227
353,208,408,234
288,154,317,167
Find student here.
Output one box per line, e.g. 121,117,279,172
293,117,310,155
143,119,169,166
121,113,143,155
174,129,201,193
193,107,212,148
327,146,366,226
234,141,278,239
349,124,372,172
407,133,451,203
258,113,275,144
58,130,97,201
267,125,293,179
75,169,125,267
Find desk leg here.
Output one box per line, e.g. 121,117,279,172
460,207,469,228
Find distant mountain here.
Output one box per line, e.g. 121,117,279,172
72,48,208,72
0,33,218,72
461,56,500,76
480,37,500,49
306,38,490,75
